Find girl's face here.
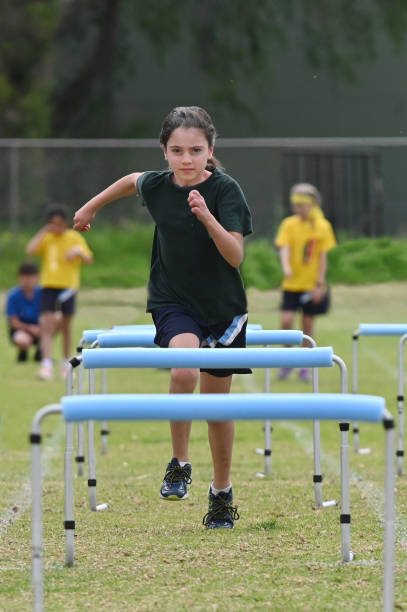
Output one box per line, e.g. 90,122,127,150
163,127,214,186
291,201,313,220
47,215,68,235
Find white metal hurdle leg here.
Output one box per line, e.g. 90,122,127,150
309,335,337,509
64,362,77,566
255,346,272,477
31,391,395,612
76,355,85,477
30,404,62,612
74,338,85,477
255,332,310,480
352,330,372,455
88,366,109,512
100,368,110,455
397,333,407,476
334,354,353,561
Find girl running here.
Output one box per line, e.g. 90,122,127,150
73,106,253,529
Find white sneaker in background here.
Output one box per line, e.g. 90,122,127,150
38,358,54,381
38,364,53,381
61,360,70,380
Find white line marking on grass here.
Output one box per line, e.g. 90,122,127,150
241,373,407,551
279,421,407,552
362,346,407,384
0,423,65,539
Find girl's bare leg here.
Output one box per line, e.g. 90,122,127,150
200,372,234,490
60,314,72,360
281,309,296,332
302,313,315,343
168,333,200,462
39,312,57,360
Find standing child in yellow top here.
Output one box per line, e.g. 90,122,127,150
275,183,336,382
26,205,93,380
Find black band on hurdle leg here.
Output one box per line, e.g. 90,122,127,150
29,433,42,444
69,356,82,368
63,520,75,530
340,514,351,524
352,334,359,341
397,395,404,402
88,479,97,487
75,456,85,463
100,429,110,436
352,426,359,434
264,449,271,456
340,423,350,432
383,418,395,430
396,450,404,457
313,474,323,483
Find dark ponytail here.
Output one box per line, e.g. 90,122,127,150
159,106,224,171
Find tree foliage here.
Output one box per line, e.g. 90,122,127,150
1,0,407,137
0,0,59,136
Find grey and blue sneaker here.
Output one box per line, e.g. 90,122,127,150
202,487,239,529
160,457,192,500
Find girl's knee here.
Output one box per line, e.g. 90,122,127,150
14,330,32,349
171,367,199,391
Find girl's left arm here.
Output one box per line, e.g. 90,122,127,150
316,251,327,286
188,190,243,267
311,251,327,302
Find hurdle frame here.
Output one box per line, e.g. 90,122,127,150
30,391,395,612
397,333,407,476
352,323,407,469
73,332,339,511
256,333,338,509
78,329,337,509
255,332,312,477
66,346,346,564
75,322,263,465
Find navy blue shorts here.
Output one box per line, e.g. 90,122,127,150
151,306,252,378
281,290,330,316
40,288,76,315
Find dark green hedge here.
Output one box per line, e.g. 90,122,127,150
1,226,406,290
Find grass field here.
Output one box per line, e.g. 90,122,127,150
0,283,407,611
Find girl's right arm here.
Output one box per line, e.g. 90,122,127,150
279,245,293,278
73,172,142,231
26,226,49,255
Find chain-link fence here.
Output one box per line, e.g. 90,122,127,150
1,138,406,237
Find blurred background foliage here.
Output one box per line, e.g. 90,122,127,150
1,225,407,289
2,0,407,137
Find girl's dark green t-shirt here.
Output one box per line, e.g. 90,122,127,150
137,168,253,325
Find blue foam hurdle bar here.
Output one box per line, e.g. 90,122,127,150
82,329,108,344
62,393,385,423
96,329,303,348
358,323,407,336
98,331,157,348
82,324,264,345
112,324,156,330
82,346,333,369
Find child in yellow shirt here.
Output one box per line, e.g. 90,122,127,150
275,183,336,382
26,205,93,380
